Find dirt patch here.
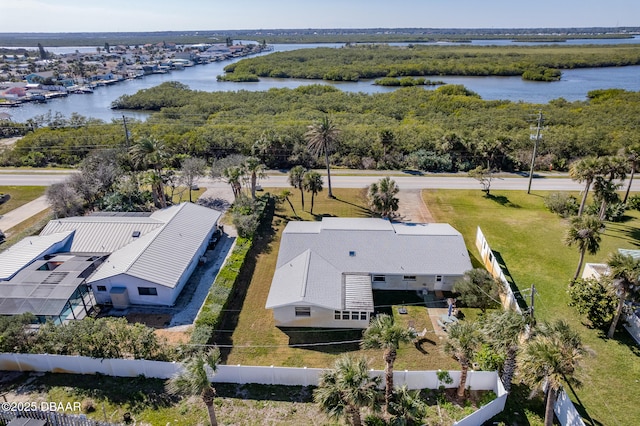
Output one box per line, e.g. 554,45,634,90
154,328,191,345
125,313,171,329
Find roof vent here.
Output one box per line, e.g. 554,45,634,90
132,231,141,238
349,251,356,257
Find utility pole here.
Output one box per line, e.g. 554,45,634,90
529,284,536,325
527,110,544,194
122,115,130,148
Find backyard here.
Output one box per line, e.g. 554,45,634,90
423,188,640,426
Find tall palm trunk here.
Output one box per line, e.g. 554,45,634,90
202,388,218,426
310,191,315,214
578,181,591,216
544,387,557,426
250,171,257,200
349,405,362,426
573,249,586,281
285,196,297,217
457,362,468,398
384,349,396,414
501,347,517,393
324,150,333,198
624,166,636,203
607,294,627,338
299,187,305,211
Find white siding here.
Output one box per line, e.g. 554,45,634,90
272,305,370,329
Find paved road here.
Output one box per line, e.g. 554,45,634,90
2,171,638,192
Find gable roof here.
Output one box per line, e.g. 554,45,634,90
0,231,74,281
88,203,221,288
267,218,471,310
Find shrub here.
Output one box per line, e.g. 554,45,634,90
568,277,617,329
627,194,640,211
544,192,578,217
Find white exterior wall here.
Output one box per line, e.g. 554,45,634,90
370,274,460,292
90,226,212,307
91,274,178,306
272,305,371,328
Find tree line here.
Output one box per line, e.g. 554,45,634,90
221,43,640,82
4,82,640,175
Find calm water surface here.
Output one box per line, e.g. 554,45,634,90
2,38,640,122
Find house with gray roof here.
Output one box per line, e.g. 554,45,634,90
0,203,221,321
265,218,471,328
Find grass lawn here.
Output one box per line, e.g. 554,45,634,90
223,188,457,372
423,188,640,426
0,186,46,216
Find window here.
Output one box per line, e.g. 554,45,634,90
403,275,416,281
360,312,368,320
372,275,386,282
351,312,359,320
342,311,350,320
349,251,356,257
335,311,341,320
435,275,443,283
96,285,107,292
295,307,311,317
138,287,158,296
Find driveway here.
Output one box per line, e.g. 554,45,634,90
0,195,50,234
395,189,434,223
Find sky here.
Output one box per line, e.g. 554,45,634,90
0,0,638,33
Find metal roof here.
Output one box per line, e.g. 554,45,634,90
88,203,221,288
0,231,74,281
344,274,374,311
267,218,471,310
41,216,164,253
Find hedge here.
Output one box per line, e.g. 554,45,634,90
190,196,271,346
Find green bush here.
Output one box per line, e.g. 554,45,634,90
627,194,640,211
568,277,617,329
544,192,578,217
190,197,271,345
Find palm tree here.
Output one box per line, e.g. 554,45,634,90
279,189,297,217
361,314,417,415
606,252,640,338
568,157,601,216
288,165,306,211
622,144,640,203
129,136,169,208
302,170,323,214
481,310,528,393
222,165,244,200
388,385,425,426
564,214,604,281
244,156,266,200
367,177,400,219
519,320,586,426
314,355,381,426
306,115,339,198
166,348,221,426
378,129,394,159
443,321,482,398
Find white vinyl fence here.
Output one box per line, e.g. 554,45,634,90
0,353,506,425
475,226,522,314
555,390,586,426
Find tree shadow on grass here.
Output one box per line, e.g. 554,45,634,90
604,222,640,247
485,193,520,208
564,379,604,426
333,195,374,217
215,383,314,403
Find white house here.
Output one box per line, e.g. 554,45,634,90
39,202,221,307
265,218,472,328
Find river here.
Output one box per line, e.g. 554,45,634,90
2,37,640,123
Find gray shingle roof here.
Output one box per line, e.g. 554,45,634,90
266,218,471,310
